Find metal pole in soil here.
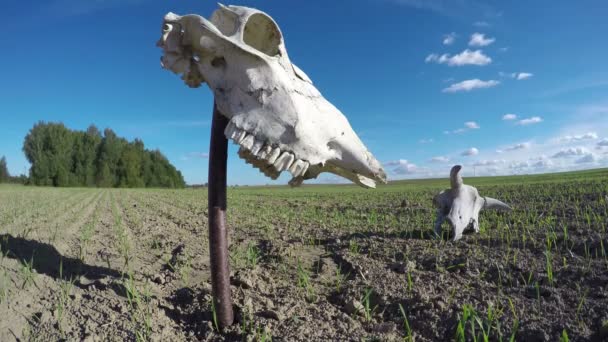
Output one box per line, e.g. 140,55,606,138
207,102,234,327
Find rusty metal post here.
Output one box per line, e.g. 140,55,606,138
207,102,234,327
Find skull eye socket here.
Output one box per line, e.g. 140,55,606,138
243,13,282,57
163,23,172,32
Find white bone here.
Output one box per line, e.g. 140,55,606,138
240,134,255,150
289,159,309,178
158,5,387,187
251,139,264,156
266,147,281,164
257,144,273,160
225,121,238,139
234,130,247,144
273,152,295,172
433,165,512,241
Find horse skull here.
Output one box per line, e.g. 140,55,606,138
157,5,387,188
433,165,511,241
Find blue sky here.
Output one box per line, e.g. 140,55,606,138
1,0,607,185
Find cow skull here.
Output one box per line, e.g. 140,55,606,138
433,165,511,241
157,5,387,188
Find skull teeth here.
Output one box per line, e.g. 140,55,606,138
289,160,309,178
273,152,295,172
227,122,308,184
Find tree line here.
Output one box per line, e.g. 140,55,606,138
22,122,185,188
0,156,28,184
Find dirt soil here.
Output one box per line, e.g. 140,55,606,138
1,182,607,341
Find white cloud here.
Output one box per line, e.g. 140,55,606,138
189,152,209,158
504,142,531,151
598,139,608,147
425,53,439,63
419,138,434,144
516,116,543,126
464,121,480,129
385,160,419,175
576,153,598,164
560,132,598,143
446,121,481,134
462,147,479,156
426,49,492,66
509,156,554,170
443,79,499,93
499,72,534,80
530,156,554,168
502,113,517,121
443,32,456,45
430,156,450,163
473,159,505,166
515,72,533,80
552,147,590,158
469,33,495,47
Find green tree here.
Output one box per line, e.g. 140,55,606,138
22,122,185,188
23,122,75,186
0,156,9,183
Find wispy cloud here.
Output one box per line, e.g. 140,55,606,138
443,79,499,93
552,147,590,158
181,152,210,161
473,21,490,27
499,72,534,80
385,159,419,174
474,159,505,166
504,142,531,151
419,138,434,144
502,113,517,121
462,147,479,156
445,121,481,134
516,116,543,126
576,153,598,164
540,78,608,98
426,49,492,66
559,132,598,143
515,72,533,80
430,156,450,163
465,121,480,129
443,32,456,45
469,33,495,47
598,139,608,147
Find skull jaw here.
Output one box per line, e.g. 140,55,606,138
446,216,478,241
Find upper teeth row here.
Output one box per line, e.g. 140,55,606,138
225,121,310,180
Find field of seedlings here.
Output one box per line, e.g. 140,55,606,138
1,168,607,341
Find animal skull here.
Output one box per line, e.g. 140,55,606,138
157,5,387,188
433,165,511,241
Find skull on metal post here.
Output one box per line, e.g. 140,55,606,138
157,5,387,188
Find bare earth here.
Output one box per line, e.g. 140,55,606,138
0,171,607,341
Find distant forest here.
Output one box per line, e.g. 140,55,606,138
0,156,26,184
21,122,185,188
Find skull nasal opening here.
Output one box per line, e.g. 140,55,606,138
243,13,282,57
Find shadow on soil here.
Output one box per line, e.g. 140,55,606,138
0,233,122,283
